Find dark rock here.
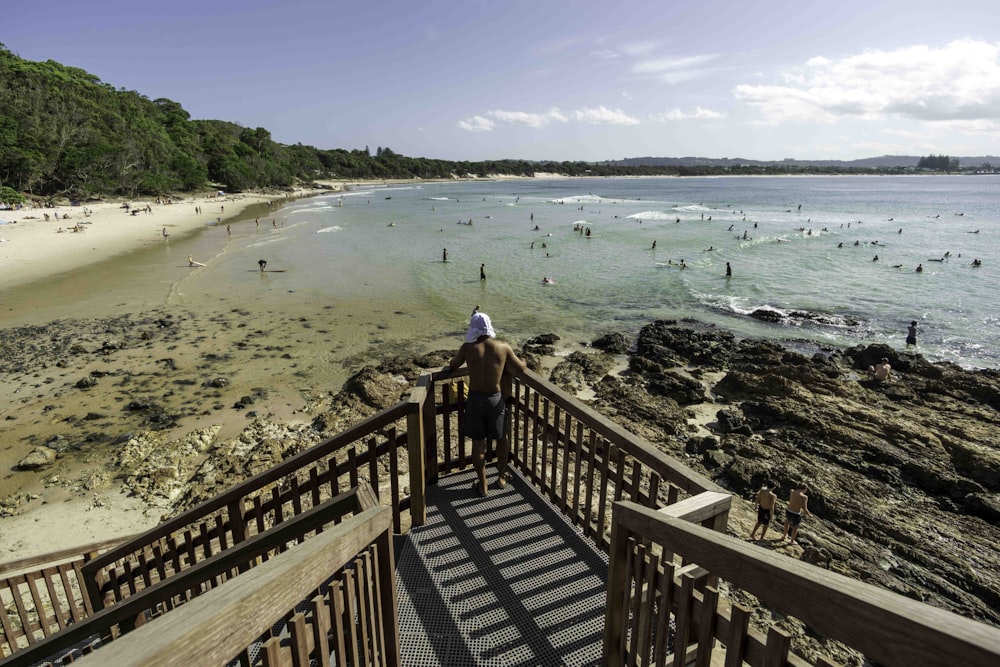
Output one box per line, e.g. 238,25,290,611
592,332,630,354
75,376,98,389
749,308,784,323
204,377,230,388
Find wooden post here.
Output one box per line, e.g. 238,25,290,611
407,385,427,528
602,504,632,667
421,373,438,484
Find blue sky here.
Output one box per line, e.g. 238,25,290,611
5,0,999,161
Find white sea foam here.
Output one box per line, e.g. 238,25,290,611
317,226,343,234
627,211,675,221
428,197,450,201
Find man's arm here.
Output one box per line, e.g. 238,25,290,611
442,345,467,377
504,344,527,376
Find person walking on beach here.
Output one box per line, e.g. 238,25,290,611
726,262,732,277
443,311,527,497
258,259,267,272
749,481,778,541
480,263,486,281
782,484,812,544
443,248,448,262
906,320,918,353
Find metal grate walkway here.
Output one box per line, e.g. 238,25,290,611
395,467,608,666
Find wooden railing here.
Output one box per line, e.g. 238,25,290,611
423,368,729,553
2,364,728,663
79,400,417,615
0,485,393,667
0,535,136,658
603,499,1000,667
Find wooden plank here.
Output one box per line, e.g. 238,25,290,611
0,586,21,655
7,577,34,646
328,582,347,667
694,586,718,667
658,491,732,525
530,392,540,484
288,613,309,667
539,399,551,496
40,567,66,632
571,421,584,524
723,604,750,667
652,560,675,666
583,431,597,539
56,563,85,623
388,442,401,533
310,593,332,667
671,574,695,667
627,544,645,667
595,438,611,545
762,626,791,667
367,437,380,502
342,569,361,667
260,636,283,667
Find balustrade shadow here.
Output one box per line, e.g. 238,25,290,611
396,467,608,666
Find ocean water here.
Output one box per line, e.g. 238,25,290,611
6,175,999,369
226,175,997,368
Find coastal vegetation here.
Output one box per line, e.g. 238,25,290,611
0,45,987,200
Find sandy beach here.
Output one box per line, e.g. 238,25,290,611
0,186,342,294
0,185,350,561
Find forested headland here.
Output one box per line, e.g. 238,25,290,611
0,45,978,203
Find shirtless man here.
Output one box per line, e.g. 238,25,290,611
749,482,778,541
444,312,527,497
782,484,812,544
868,358,891,382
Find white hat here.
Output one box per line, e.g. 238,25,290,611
465,312,496,342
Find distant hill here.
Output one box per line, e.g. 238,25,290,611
602,155,1000,169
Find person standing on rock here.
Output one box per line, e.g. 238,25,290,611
782,484,812,545
749,481,778,541
442,311,526,497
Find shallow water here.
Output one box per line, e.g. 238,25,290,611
3,175,998,368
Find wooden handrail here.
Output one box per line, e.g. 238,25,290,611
0,534,140,577
70,504,396,667
84,400,409,579
0,487,375,667
605,500,1000,667
429,365,723,496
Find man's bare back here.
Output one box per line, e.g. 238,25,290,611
450,338,526,393
757,488,776,510
788,488,810,514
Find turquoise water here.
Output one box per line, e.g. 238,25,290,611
218,175,996,368
9,176,995,369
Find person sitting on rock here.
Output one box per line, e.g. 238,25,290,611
867,358,892,382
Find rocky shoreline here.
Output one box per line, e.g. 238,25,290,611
2,313,998,647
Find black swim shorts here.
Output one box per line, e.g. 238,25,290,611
757,507,772,524
785,508,802,527
463,391,505,440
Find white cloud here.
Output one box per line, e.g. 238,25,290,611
462,106,639,130
489,108,568,128
650,106,725,121
633,54,718,74
458,116,496,132
734,39,1000,125
571,106,640,125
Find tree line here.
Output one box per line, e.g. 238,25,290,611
0,45,949,203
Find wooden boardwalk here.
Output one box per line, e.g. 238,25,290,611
395,467,609,667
